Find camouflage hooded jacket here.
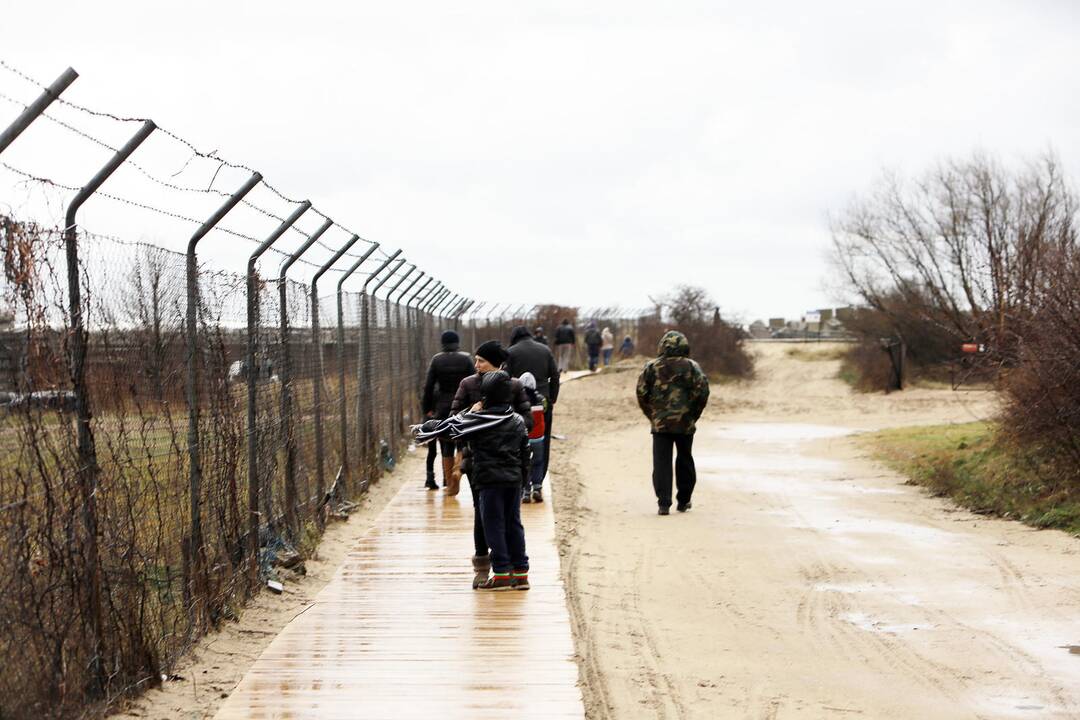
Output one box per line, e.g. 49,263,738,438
636,331,710,434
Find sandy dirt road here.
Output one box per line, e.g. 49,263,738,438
551,343,1080,719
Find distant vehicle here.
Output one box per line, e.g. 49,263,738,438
6,390,77,412
227,358,277,384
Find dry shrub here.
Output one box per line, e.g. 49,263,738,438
638,285,753,379
999,244,1080,480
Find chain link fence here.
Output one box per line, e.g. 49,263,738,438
0,61,649,718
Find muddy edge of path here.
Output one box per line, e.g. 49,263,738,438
549,343,1080,719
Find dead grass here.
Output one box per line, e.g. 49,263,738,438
864,422,1080,536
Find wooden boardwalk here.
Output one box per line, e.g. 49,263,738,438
215,470,585,719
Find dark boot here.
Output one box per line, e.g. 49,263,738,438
425,471,438,491
471,554,491,589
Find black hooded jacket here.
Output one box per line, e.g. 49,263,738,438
422,344,476,418
507,326,561,403
417,406,529,488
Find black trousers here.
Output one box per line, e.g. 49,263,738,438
467,476,487,557
425,437,455,476
478,485,528,574
652,432,696,508
541,405,553,479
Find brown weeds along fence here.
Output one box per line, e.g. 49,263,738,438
0,218,455,716
0,61,651,718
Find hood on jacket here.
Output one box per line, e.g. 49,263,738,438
509,325,531,346
658,330,690,358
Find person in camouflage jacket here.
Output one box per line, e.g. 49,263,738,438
636,330,710,514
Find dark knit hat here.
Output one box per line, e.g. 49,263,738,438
440,330,460,347
474,340,508,367
480,369,513,405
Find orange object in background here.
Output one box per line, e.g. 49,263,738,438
961,343,982,354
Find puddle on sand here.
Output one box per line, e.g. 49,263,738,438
715,423,855,444
841,612,935,634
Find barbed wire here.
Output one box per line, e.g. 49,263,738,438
0,58,380,261
0,160,374,274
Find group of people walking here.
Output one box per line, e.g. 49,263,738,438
414,322,709,592
417,326,559,591
551,318,633,373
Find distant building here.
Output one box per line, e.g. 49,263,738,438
748,320,771,339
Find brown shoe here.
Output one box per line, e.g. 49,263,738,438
477,573,514,591
511,571,530,591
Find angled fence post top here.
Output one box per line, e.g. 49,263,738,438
397,267,424,303
406,276,432,306
281,217,333,280
248,201,312,270
0,66,78,156
336,241,380,292
405,273,430,306
387,263,417,300
66,120,157,229
188,173,262,255
421,284,445,312
313,234,361,286
414,280,440,310
368,252,405,294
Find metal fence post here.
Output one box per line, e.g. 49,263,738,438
396,270,424,423
311,233,361,522
278,217,332,540
334,242,380,495
386,265,416,440
369,257,406,463
0,67,78,155
185,170,261,615
406,276,433,407
246,201,311,569
63,118,156,695
356,249,400,487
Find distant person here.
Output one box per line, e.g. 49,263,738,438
451,340,533,588
554,318,576,372
506,325,560,494
601,326,615,366
534,326,549,346
620,335,635,359
420,370,530,591
517,372,548,503
636,331,710,516
421,330,474,492
584,321,603,372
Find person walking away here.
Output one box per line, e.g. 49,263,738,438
451,340,533,587
419,370,530,591
620,335,635,358
601,326,615,366
636,331,709,515
506,325,560,489
534,326,549,346
584,321,603,372
517,372,547,503
421,330,474,492
553,318,576,372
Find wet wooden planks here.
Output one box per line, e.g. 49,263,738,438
215,473,584,719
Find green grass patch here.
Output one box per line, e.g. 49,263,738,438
865,422,1080,536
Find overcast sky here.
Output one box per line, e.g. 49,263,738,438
2,0,1078,322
